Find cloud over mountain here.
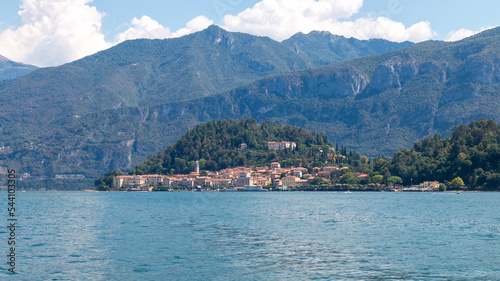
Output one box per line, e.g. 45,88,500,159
0,0,436,67
0,0,111,67
222,0,436,42
446,26,493,42
116,15,213,42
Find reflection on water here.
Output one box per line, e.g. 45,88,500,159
1,192,499,280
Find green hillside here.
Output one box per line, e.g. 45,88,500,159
374,119,500,190
208,27,500,157
129,119,333,176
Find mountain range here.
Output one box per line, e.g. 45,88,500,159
1,25,499,188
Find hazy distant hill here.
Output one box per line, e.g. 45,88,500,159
6,26,500,187
282,31,413,66
0,55,38,81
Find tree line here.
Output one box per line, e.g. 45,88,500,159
371,119,500,190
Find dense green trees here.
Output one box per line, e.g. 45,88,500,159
373,119,500,190
129,119,333,175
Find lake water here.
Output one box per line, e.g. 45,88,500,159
1,191,499,280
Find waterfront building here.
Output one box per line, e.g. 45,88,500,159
113,175,147,188
422,181,440,189
236,173,253,187
253,177,271,186
182,178,195,187
282,176,299,187
195,177,212,187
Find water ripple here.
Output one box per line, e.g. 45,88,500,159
4,191,499,280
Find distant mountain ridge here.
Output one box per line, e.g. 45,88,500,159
4,25,500,187
282,31,414,66
0,55,38,81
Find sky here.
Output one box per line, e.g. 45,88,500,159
0,0,498,67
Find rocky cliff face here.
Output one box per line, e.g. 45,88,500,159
255,68,370,99
459,54,500,84
248,53,454,102
364,56,448,95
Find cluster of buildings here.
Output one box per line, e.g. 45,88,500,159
114,141,304,189
111,141,377,190
113,162,354,190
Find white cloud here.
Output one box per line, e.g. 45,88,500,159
331,17,435,43
0,1,212,67
115,15,173,42
222,0,436,42
116,15,213,42
0,0,111,67
172,15,214,38
445,27,493,42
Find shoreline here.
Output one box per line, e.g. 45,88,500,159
78,188,496,193
6,187,497,192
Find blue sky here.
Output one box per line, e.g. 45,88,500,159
0,0,498,67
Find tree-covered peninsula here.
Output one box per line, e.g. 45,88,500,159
96,119,500,191
129,119,339,175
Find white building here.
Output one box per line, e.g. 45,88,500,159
236,173,253,187
113,175,169,188
268,141,296,151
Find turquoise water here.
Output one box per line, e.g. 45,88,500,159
1,191,499,280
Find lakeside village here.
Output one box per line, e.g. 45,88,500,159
110,141,442,192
